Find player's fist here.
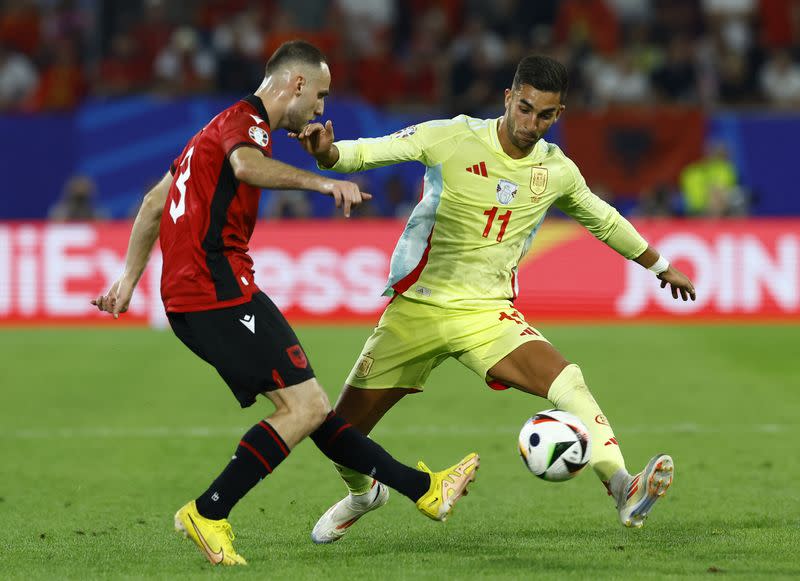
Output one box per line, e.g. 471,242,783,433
91,277,135,318
321,179,372,218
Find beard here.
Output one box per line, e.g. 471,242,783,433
507,119,539,150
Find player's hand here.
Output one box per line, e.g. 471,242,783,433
658,266,696,301
289,120,335,160
320,179,372,218
91,277,135,319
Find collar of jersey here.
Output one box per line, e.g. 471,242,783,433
489,117,545,165
242,94,271,127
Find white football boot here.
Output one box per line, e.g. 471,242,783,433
311,480,389,544
617,454,674,528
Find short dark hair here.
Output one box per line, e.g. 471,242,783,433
512,55,569,101
265,40,327,76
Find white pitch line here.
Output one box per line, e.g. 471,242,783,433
1,423,797,439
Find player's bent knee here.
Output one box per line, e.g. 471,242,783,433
548,363,587,397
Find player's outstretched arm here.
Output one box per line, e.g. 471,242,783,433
634,246,696,302
91,171,171,318
229,147,370,217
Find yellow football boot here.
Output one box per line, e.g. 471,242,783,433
174,501,247,566
416,452,480,521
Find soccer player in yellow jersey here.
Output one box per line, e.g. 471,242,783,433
291,55,696,541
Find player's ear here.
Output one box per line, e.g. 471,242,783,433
294,75,306,96
554,104,566,122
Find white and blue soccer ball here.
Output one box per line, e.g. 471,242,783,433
518,409,592,482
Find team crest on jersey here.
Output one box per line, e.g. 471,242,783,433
530,167,548,200
496,179,518,205
286,344,308,369
249,125,269,147
391,125,417,139
354,354,374,378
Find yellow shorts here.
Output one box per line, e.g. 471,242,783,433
346,295,549,390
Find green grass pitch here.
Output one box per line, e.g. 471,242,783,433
1,324,798,579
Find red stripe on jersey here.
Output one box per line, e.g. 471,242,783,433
512,270,517,299
392,228,434,295
480,161,488,177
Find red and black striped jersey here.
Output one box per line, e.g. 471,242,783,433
159,94,272,312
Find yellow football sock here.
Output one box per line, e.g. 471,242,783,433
334,462,374,496
547,364,626,482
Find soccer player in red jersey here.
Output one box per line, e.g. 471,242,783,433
92,40,478,566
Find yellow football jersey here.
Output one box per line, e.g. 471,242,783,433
325,115,648,305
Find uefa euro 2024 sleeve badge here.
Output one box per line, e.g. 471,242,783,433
391,125,417,139
248,125,269,147
530,166,548,201
496,179,518,205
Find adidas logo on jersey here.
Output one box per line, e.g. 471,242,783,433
465,161,488,177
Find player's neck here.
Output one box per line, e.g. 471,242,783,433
253,82,288,131
497,118,535,160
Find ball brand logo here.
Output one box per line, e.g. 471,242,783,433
595,414,610,426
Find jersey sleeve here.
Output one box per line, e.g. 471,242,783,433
220,109,272,158
554,158,648,260
323,117,466,173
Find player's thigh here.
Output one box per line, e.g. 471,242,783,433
346,296,449,391
487,340,569,398
452,303,565,397
183,292,316,408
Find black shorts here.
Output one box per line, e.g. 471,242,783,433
167,292,315,408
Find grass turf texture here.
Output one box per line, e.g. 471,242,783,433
1,325,798,580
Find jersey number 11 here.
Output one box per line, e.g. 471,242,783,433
482,207,512,242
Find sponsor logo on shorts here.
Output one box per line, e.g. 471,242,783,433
595,414,610,426
415,285,432,297
354,354,374,378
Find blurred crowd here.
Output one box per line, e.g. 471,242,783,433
4,0,784,220
2,0,800,113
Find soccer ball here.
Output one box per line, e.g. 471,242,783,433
518,409,592,482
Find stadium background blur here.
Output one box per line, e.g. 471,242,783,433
1,0,800,221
